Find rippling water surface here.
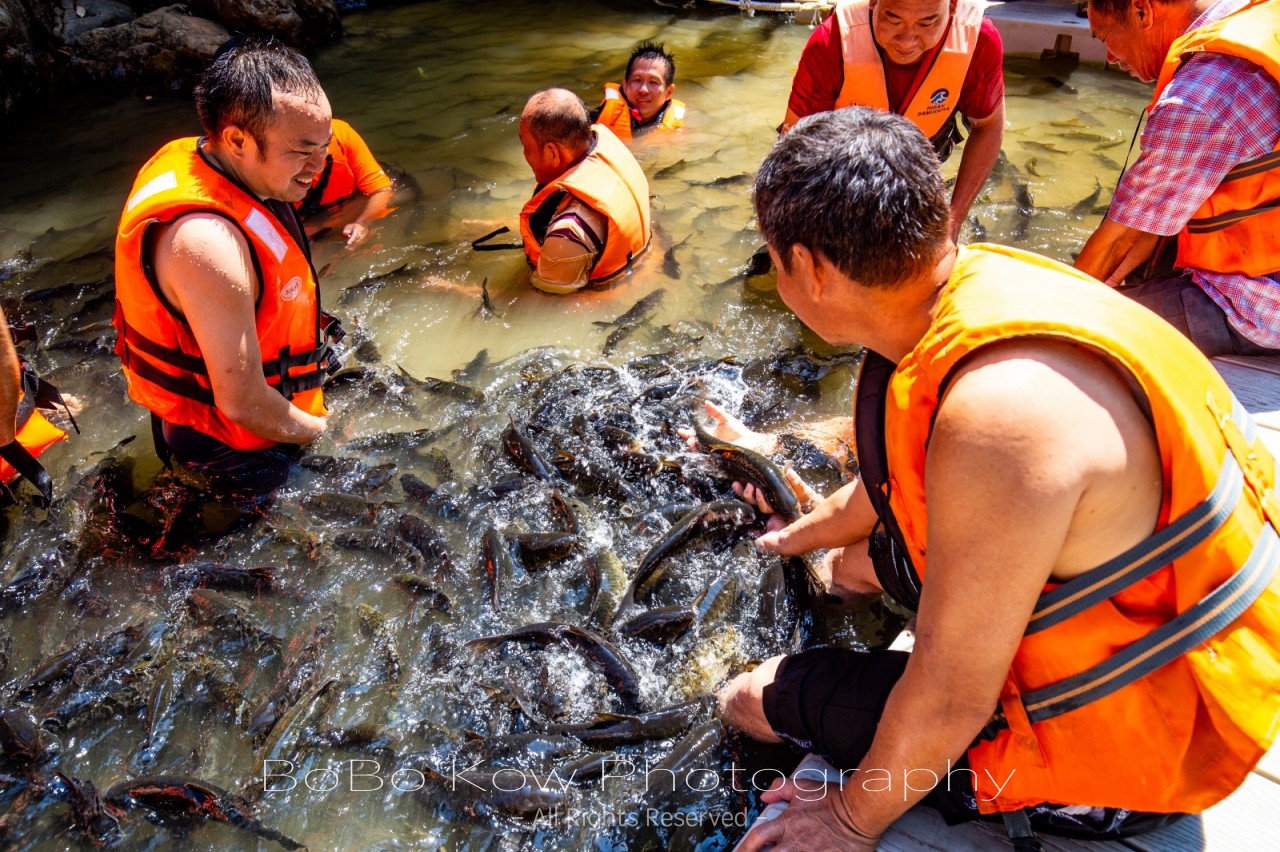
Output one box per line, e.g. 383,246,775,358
0,2,1151,849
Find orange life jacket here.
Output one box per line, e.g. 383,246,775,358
114,137,343,452
872,244,1280,814
1152,0,1280,277
596,83,686,143
0,326,71,506
297,119,391,214
784,0,983,154
519,126,651,286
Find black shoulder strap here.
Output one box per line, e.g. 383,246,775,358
855,350,923,611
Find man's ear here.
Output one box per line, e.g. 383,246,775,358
221,126,251,159
791,243,826,300
1133,0,1154,27
666,83,676,100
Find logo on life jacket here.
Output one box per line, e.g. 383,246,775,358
929,88,950,105
280,276,302,301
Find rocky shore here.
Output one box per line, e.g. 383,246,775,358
0,0,345,113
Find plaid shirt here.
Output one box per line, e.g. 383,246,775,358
1110,0,1280,347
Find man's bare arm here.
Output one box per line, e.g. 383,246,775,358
153,213,326,445
1075,216,1161,286
0,311,21,446
949,102,1004,241
344,186,393,248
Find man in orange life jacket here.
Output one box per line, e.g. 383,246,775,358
783,0,1005,241
590,42,686,143
516,88,651,294
114,40,344,496
296,118,393,248
1075,0,1280,358
709,110,1280,850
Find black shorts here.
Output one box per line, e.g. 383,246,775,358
159,420,296,497
760,647,1188,840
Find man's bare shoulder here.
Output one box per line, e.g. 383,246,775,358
153,213,256,308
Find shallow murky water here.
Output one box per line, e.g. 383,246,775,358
0,2,1151,849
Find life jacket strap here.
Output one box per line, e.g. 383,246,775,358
472,225,524,252
1001,809,1043,852
985,396,1280,731
119,311,342,404
0,439,53,509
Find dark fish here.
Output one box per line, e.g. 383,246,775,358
480,526,512,611
246,614,335,738
299,454,363,476
398,514,457,576
353,463,397,491
396,365,485,403
652,718,722,775
52,771,121,847
457,731,580,762
653,159,688,180
344,262,412,293
333,530,421,564
537,699,709,746
408,758,569,819
300,725,401,755
559,751,614,783
475,277,498,320
783,555,831,649
392,574,451,610
453,348,490,383
343,426,448,452
585,548,626,630
552,445,636,503
593,289,666,330
616,606,696,644
421,447,453,480
301,492,376,524
0,705,51,766
503,416,558,480
467,622,644,709
400,473,436,501
17,623,142,698
614,500,758,621
692,572,736,627
1071,178,1104,217
358,605,402,683
602,323,640,355
743,245,773,277
1019,140,1065,155
104,777,304,850
164,562,275,594
691,173,753,189
510,531,577,570
0,624,11,678
549,491,579,534
661,235,690,280
968,215,988,242
692,415,801,522
186,590,281,650
650,502,700,525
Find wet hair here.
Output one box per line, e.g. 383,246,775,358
194,37,324,154
753,108,949,288
1087,0,1182,20
523,88,592,152
625,41,676,87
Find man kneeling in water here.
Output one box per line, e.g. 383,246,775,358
714,108,1280,850
591,41,685,143
114,40,343,497
517,89,651,294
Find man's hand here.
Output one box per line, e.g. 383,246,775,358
736,779,879,852
1075,216,1160,286
343,221,370,248
735,470,822,537
678,401,778,454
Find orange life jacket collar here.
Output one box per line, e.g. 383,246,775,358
597,83,686,143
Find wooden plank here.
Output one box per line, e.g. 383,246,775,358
1255,744,1280,785
1214,355,1280,378
879,806,1130,851
1212,359,1280,433
1120,771,1280,852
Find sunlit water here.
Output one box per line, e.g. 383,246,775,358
0,1,1152,849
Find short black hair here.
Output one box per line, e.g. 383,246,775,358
524,88,592,152
194,37,324,153
625,41,675,87
753,108,949,288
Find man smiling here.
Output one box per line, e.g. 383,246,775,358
592,42,686,143
783,0,1004,240
114,39,344,495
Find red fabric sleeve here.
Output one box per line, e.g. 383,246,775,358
957,18,1005,121
336,121,392,195
786,14,845,120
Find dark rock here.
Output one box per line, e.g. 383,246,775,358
71,6,227,89
57,0,136,45
208,0,339,49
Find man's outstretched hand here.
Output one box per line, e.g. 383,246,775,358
678,400,777,455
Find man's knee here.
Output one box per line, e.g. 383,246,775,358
718,656,784,742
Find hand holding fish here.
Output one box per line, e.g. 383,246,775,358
733,469,820,534
678,401,776,454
